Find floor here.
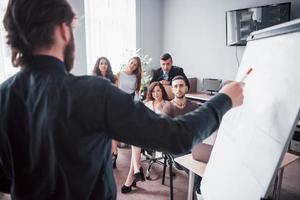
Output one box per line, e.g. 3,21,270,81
0,149,299,200
114,149,188,200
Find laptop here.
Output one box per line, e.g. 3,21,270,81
202,78,222,95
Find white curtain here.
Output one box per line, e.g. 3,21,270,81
84,0,136,74
0,0,17,84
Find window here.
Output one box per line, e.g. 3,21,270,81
0,0,18,83
84,0,136,74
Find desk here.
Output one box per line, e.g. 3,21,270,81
272,153,299,200
174,152,299,200
186,93,213,105
175,153,206,200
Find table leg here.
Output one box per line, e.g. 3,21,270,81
188,171,195,200
276,168,284,200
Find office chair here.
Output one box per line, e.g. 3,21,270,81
161,152,189,200
141,149,165,180
163,85,174,100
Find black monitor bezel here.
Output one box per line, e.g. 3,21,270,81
225,2,291,46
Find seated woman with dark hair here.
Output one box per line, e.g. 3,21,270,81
121,81,170,193
92,57,119,167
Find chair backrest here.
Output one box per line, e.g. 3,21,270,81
187,77,197,93
163,85,174,100
191,143,213,163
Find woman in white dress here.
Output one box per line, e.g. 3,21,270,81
116,57,142,98
112,57,142,168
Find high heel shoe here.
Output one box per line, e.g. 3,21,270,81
112,153,118,169
134,167,145,182
121,181,137,194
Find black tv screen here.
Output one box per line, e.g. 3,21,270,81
226,2,291,46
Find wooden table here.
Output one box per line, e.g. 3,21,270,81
186,93,213,105
272,153,299,200
175,152,299,200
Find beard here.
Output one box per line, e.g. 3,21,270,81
175,93,185,99
63,29,75,72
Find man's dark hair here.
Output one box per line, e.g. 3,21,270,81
3,0,75,67
160,53,173,62
172,75,188,86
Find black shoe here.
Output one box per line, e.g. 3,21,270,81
121,181,137,194
134,167,145,182
112,153,118,169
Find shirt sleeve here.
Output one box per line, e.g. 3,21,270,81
102,83,232,154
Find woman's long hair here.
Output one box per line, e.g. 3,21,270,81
92,57,116,83
130,57,142,92
146,81,169,101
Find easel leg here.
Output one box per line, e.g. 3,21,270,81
188,171,195,200
276,168,284,200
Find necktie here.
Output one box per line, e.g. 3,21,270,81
163,72,169,80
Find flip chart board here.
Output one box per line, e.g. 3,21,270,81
201,19,300,200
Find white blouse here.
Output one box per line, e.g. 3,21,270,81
118,71,137,94
145,100,169,114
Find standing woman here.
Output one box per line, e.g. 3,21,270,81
113,56,142,168
116,56,142,98
92,57,118,168
121,81,169,193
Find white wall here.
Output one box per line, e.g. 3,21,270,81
161,0,300,90
68,0,300,81
70,0,161,75
136,0,162,71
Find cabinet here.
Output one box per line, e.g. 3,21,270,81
290,121,300,155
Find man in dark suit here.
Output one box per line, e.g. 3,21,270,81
150,53,190,89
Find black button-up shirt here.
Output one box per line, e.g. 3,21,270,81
0,55,231,200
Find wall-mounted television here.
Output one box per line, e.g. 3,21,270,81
226,2,291,46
